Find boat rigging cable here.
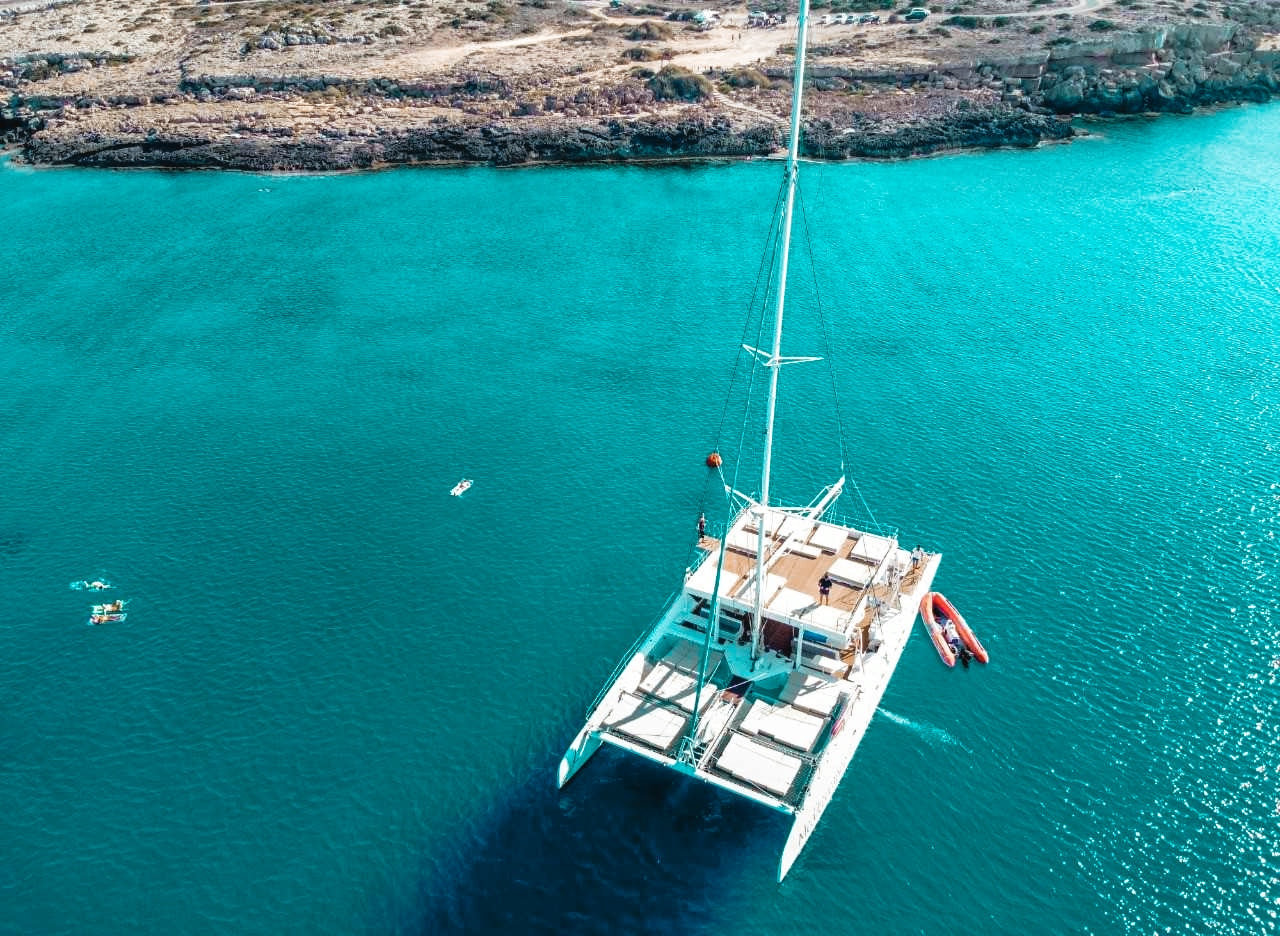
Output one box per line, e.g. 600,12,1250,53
701,173,881,536
687,179,793,756
701,182,790,517
796,184,881,532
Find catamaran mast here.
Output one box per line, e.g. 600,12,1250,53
750,0,813,665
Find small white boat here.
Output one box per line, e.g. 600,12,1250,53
450,479,473,497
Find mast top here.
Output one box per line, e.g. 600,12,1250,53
782,0,813,173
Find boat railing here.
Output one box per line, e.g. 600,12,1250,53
584,591,683,716
821,508,898,543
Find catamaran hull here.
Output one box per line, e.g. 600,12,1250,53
779,557,939,880
558,730,603,788
558,649,653,789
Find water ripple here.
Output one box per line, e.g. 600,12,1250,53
4,106,1280,935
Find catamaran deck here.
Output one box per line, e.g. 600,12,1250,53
576,504,936,812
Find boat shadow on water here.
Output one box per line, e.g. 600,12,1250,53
413,742,788,934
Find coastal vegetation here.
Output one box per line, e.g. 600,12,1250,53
647,64,713,100
621,45,669,60
723,66,773,89
622,20,675,40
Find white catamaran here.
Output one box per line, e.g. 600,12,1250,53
557,0,939,882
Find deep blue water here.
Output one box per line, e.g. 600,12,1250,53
2,105,1278,935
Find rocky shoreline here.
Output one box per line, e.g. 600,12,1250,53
4,3,1280,171
12,103,1080,171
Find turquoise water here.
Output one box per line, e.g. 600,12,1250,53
2,106,1278,934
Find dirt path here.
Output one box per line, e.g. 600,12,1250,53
713,91,786,123
388,26,594,73
967,0,1115,17
665,27,791,72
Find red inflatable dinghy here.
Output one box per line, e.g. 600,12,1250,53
919,592,988,666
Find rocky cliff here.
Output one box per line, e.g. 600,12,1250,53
18,115,782,169
3,3,1280,170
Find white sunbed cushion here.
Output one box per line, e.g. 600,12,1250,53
745,508,789,536
738,698,769,736
802,603,846,634
735,571,786,606
826,557,874,588
685,560,741,600
779,671,845,717
850,533,894,564
640,662,696,700
809,523,850,553
741,699,825,752
718,733,803,796
777,515,813,541
786,541,823,559
803,653,844,676
640,663,718,713
676,683,719,713
660,639,700,672
768,586,817,618
605,693,688,750
771,706,826,752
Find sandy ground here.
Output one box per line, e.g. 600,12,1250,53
390,26,595,73
2,0,1149,87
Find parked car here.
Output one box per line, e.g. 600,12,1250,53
857,12,880,23
903,7,929,21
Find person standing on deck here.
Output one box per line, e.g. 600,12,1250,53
910,545,925,571
698,513,707,539
818,573,833,605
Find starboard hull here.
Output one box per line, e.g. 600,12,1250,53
780,555,938,880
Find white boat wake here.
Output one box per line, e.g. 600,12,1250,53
878,709,969,752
